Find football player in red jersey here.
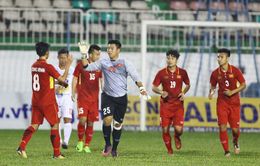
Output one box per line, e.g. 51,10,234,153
208,48,246,157
17,42,72,159
72,44,102,153
152,49,190,155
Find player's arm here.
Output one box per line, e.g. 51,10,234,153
57,55,73,87
178,84,190,101
223,82,246,97
71,76,78,102
152,85,168,98
208,85,216,100
178,70,190,101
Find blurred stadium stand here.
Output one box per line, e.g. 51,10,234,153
0,0,259,97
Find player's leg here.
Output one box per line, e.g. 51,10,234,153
173,106,184,150
229,105,241,154
111,94,127,157
83,120,94,153
84,103,99,153
44,104,64,159
17,106,42,158
60,95,73,148
101,93,114,156
161,119,173,155
217,102,230,157
76,116,86,152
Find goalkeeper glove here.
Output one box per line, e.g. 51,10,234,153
78,41,89,59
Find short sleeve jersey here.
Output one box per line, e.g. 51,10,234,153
210,64,245,104
73,62,102,102
153,67,190,104
31,59,60,106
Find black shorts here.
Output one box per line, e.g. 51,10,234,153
101,92,127,123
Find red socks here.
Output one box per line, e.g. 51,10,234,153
77,123,85,141
85,126,93,146
50,129,60,156
162,132,172,152
219,130,229,152
19,126,35,150
232,130,240,143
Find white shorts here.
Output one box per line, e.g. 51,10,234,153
56,94,73,119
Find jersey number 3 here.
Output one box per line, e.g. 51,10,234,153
33,74,40,91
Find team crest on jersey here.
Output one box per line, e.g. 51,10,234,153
229,74,234,78
177,75,181,79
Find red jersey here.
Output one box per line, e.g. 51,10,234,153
210,64,245,105
153,67,190,104
73,62,102,102
31,59,60,106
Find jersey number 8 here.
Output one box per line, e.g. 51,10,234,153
33,74,40,91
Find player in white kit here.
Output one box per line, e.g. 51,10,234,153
55,48,74,149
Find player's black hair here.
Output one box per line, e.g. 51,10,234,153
35,42,50,57
218,48,231,57
88,44,101,54
58,48,69,56
166,49,180,59
108,39,121,49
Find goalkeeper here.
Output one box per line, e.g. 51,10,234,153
78,39,150,157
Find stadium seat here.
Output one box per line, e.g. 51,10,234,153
189,1,206,11
92,0,110,9
0,0,13,7
177,12,194,20
119,13,137,22
196,11,212,21
139,13,156,20
126,23,141,35
2,11,21,21
111,0,129,10
229,2,244,12
23,11,41,21
29,22,46,32
89,23,104,34
40,11,59,21
170,1,189,10
9,22,27,32
215,12,233,21
209,2,225,11
100,12,117,23
237,14,249,22
248,2,260,11
85,12,99,23
106,24,124,34
47,22,65,32
130,0,149,10
70,23,83,33
0,22,6,31
15,0,33,8
53,0,71,9
72,0,91,10
34,0,52,8
146,0,169,11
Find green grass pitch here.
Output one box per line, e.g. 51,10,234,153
0,130,259,166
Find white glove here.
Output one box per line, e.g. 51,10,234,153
139,87,151,101
78,41,89,59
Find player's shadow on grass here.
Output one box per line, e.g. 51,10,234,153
179,150,210,157
237,151,260,157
